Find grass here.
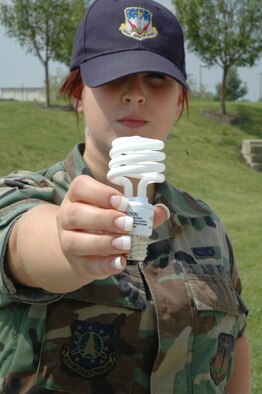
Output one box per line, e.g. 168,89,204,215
0,102,83,173
0,99,261,391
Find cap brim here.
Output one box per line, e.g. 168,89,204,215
80,50,188,90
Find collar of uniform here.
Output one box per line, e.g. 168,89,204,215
155,181,211,218
65,145,210,218
64,143,94,180
148,182,212,244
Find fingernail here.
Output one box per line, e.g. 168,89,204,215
111,256,124,270
156,203,170,220
112,235,131,250
114,216,133,231
110,195,129,212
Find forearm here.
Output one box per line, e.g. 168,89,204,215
226,335,251,394
6,204,93,293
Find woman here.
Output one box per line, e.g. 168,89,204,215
0,0,250,392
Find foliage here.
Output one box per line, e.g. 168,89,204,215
0,0,89,106
214,67,248,101
173,0,262,113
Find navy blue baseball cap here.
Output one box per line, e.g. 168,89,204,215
70,0,188,89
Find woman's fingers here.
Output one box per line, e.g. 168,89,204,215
59,202,133,233
64,254,127,279
153,203,170,228
67,175,128,210
60,231,131,257
56,175,170,281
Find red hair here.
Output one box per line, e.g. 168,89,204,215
59,68,84,104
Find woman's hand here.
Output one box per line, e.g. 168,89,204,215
56,175,168,281
7,175,168,293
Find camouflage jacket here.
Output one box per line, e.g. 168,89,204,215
0,144,247,394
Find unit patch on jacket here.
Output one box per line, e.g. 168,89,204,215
210,333,234,385
61,320,118,379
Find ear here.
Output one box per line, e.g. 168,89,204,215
72,97,83,112
175,87,184,120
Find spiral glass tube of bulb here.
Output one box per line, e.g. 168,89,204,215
107,136,166,262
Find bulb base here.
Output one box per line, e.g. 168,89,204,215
126,197,153,237
127,235,149,261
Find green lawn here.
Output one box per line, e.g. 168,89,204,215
1,99,261,391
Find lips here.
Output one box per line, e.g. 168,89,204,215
118,115,148,129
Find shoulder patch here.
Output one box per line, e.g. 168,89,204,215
210,333,234,385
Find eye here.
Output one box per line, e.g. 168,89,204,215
145,73,169,86
148,73,166,80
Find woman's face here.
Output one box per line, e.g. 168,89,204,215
79,73,184,159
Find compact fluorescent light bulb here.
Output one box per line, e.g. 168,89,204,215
107,136,166,261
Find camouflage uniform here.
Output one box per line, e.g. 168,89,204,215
0,144,247,393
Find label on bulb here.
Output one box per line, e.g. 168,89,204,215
126,198,154,237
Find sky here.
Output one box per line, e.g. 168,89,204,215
0,0,261,101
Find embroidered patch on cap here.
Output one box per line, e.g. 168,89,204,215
119,7,158,41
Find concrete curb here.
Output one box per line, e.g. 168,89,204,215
241,140,262,172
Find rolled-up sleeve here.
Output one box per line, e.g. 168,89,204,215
0,172,64,304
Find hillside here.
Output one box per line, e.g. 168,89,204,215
0,99,261,391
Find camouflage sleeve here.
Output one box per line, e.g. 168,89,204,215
0,172,64,305
225,233,242,294
224,232,248,337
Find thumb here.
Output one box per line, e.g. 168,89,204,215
153,204,170,228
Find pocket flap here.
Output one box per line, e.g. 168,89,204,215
187,276,245,315
65,266,147,310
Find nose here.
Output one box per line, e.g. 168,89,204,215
122,75,146,106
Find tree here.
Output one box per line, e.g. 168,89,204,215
0,0,89,107
173,0,262,114
49,67,68,102
215,67,247,101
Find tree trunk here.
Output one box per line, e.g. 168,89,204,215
220,66,228,114
44,61,50,107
